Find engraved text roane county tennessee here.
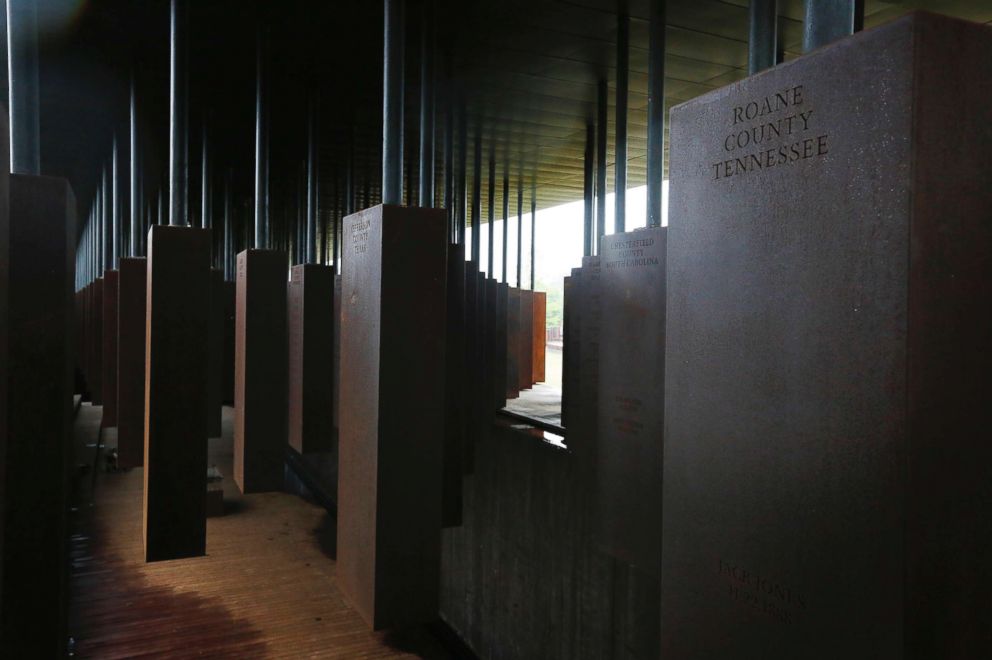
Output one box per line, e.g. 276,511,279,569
711,85,829,181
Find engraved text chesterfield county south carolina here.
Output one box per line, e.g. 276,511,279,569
711,85,829,180
604,236,659,270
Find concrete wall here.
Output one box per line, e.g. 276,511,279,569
286,420,660,659
439,422,660,660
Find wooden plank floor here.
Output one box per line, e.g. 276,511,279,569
69,403,454,659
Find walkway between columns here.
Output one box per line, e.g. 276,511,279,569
67,403,454,659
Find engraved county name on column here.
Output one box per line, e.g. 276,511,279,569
712,85,829,181
604,237,660,270
351,217,371,254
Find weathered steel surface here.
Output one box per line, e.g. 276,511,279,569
82,284,90,395
101,269,119,427
337,205,446,631
91,277,104,404
78,285,87,391
116,257,146,468
143,225,210,563
332,274,341,434
287,267,303,451
442,244,465,527
505,287,520,399
439,419,660,660
518,289,534,391
2,174,74,656
0,112,8,615
485,277,500,413
461,261,479,473
561,273,577,429
234,249,288,494
222,280,235,404
574,257,600,488
476,270,490,443
287,263,335,454
206,269,223,438
74,291,84,394
596,226,666,575
494,282,508,410
531,291,546,383
662,14,992,658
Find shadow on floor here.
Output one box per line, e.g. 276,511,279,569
312,511,337,561
68,498,269,658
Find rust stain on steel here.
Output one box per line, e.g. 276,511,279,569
233,249,288,494
532,291,547,383
287,263,336,455
116,257,146,468
143,225,210,563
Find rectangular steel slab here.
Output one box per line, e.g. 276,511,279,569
101,269,119,427
561,273,577,429
462,261,479,472
206,269,223,438
442,244,465,527
0,110,8,617
596,227,666,575
518,289,534,391
143,225,210,563
222,280,235,404
573,257,600,489
337,204,447,631
117,257,147,468
77,286,86,388
91,277,103,404
485,277,500,413
287,263,335,454
332,274,341,433
662,13,992,659
234,249,288,493
531,291,546,384
494,282,508,410
74,292,83,394
2,174,74,656
475,269,490,445
506,288,520,399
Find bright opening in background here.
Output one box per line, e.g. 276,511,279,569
466,182,668,402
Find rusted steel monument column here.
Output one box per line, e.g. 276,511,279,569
234,25,288,493
0,108,8,651
466,123,484,463
91,175,105,405
530,181,545,384
201,124,223,439
337,0,447,631
287,98,335,456
3,176,75,657
595,6,666,656
487,154,506,411
222,175,235,404
662,14,988,657
143,0,211,563
337,203,447,630
1,0,77,650
102,139,121,429
595,0,668,575
515,177,533,392
118,80,148,468
430,13,464,527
